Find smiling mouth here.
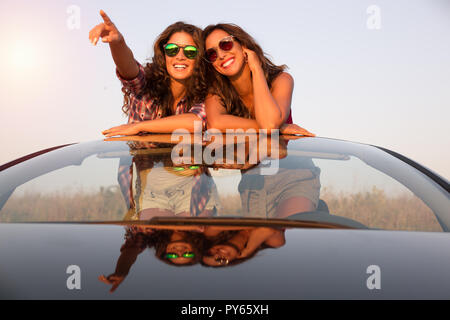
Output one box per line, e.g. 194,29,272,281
174,64,188,70
221,58,234,68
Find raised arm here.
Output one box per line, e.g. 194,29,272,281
98,234,145,293
243,48,293,130
89,10,139,79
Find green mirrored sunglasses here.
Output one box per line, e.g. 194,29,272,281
164,43,198,59
172,165,200,171
165,252,195,259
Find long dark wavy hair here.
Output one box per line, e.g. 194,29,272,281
202,23,287,119
122,22,208,117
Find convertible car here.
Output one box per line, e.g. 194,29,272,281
0,133,448,300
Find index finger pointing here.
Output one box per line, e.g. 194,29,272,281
99,10,113,25
98,275,111,284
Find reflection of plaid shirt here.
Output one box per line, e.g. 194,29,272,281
118,161,133,209
116,62,209,216
118,160,212,216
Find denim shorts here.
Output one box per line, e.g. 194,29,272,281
238,167,321,218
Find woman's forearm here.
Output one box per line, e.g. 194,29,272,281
89,11,139,79
137,113,203,133
251,67,284,129
109,39,139,79
114,248,140,276
207,114,260,132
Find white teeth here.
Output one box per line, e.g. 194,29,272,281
222,58,234,68
174,64,187,69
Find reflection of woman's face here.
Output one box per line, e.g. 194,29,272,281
165,32,197,81
165,241,195,265
205,29,246,78
202,244,239,266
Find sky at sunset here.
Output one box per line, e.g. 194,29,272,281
0,0,449,179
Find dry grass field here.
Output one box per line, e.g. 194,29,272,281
0,186,126,222
319,187,441,232
0,185,442,232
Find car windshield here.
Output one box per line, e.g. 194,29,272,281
0,134,448,232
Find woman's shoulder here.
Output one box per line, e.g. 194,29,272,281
273,71,294,85
270,72,294,93
204,93,225,106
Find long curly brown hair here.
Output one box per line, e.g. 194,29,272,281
122,22,208,117
202,23,287,119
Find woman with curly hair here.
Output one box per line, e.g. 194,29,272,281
202,23,314,135
89,11,219,218
99,226,206,292
88,10,208,136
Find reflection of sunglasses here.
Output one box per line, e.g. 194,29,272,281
205,36,235,63
165,252,195,259
164,43,198,59
172,165,200,171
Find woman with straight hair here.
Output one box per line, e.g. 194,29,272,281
202,23,314,135
202,24,320,217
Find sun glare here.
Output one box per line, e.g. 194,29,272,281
9,40,39,71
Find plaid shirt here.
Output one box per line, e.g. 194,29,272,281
116,62,210,216
117,62,206,127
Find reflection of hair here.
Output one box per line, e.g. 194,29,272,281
202,23,286,118
124,226,158,249
122,22,208,117
154,230,205,266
